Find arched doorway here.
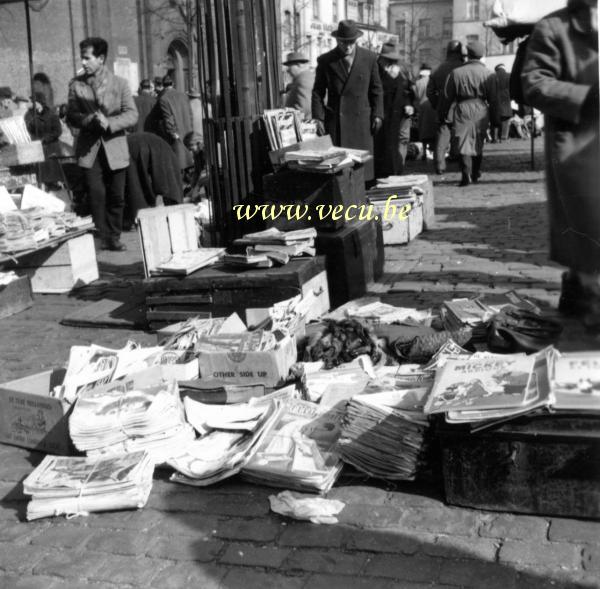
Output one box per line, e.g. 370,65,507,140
166,39,189,91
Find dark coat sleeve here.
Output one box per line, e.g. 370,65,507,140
311,57,327,121
368,55,384,120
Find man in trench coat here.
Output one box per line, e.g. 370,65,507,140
311,20,383,181
441,40,499,186
521,0,599,323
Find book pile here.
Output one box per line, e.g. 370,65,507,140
262,108,303,150
23,451,154,520
225,228,316,268
283,146,370,173
336,366,433,480
242,398,344,493
150,248,225,276
441,298,494,341
168,396,283,486
548,351,600,413
0,210,37,252
69,376,195,464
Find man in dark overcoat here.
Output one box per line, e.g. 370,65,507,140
157,75,194,172
492,64,512,141
427,40,464,174
522,0,599,322
441,40,499,186
374,42,414,177
133,79,156,133
311,20,383,181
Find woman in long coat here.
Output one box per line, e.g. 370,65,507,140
521,0,599,322
442,41,498,186
414,66,437,159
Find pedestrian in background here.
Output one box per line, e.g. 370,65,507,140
492,64,512,142
157,74,194,173
441,40,498,186
133,79,156,133
374,42,414,177
521,0,599,325
32,72,54,110
283,51,314,120
414,64,436,161
153,76,164,98
67,36,138,251
427,41,464,174
311,19,383,181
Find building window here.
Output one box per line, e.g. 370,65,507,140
419,48,432,65
395,19,405,44
419,18,431,38
442,17,452,38
466,34,479,42
357,2,364,22
466,0,479,21
332,0,338,23
313,0,319,20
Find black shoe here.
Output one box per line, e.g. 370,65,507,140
472,173,481,184
435,168,445,175
101,239,127,252
458,174,471,187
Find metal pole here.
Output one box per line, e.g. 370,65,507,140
68,0,77,76
530,112,535,171
24,0,41,185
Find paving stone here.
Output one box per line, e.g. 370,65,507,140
86,529,155,556
30,525,94,550
87,554,166,586
549,519,600,545
346,529,432,555
424,535,500,561
362,554,443,583
282,548,367,575
204,494,270,517
0,575,63,589
150,563,229,589
480,514,549,541
337,504,405,529
302,574,398,589
583,546,600,572
325,485,388,505
499,540,581,570
278,523,349,548
148,513,220,539
32,550,107,579
147,537,224,562
219,543,289,569
221,569,307,589
400,507,481,536
0,521,48,543
213,518,282,542
438,559,518,589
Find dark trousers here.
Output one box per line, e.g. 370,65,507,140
83,147,126,241
460,154,483,180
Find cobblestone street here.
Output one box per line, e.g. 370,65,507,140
0,139,599,589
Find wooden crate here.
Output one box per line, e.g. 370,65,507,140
137,204,199,278
0,275,33,319
15,233,98,294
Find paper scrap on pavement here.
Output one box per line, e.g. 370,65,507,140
269,490,345,524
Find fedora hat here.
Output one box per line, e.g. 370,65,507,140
379,42,402,62
466,40,485,59
332,20,363,41
187,86,202,98
283,51,309,66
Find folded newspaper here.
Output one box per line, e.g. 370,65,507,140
23,451,154,521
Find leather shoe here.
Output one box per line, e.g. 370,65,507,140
458,174,471,187
472,173,481,184
101,239,127,251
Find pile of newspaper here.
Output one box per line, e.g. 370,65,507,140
262,108,304,150
23,451,154,520
149,248,225,276
283,145,370,172
225,227,316,268
336,366,433,480
167,395,283,486
69,371,195,464
242,398,345,493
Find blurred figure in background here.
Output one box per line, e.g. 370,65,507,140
427,40,464,174
414,64,436,161
133,79,156,133
374,42,414,177
521,0,599,325
283,51,314,120
492,64,512,142
32,72,54,109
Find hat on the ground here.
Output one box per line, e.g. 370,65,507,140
467,40,485,59
379,42,402,62
332,20,363,41
0,86,13,99
446,40,462,56
187,86,202,98
283,51,309,66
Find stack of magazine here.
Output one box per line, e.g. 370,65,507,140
167,396,283,486
69,376,195,464
150,248,225,276
262,108,303,150
242,398,344,493
23,451,154,521
336,366,433,480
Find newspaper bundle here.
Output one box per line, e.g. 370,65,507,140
23,451,154,520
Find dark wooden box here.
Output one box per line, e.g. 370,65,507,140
144,256,329,329
439,415,600,519
261,165,366,231
0,275,33,320
315,219,384,309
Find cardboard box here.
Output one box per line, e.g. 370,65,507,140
0,275,33,319
16,233,99,293
198,334,297,387
0,141,44,166
0,368,71,454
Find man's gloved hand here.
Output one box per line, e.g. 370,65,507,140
371,116,382,135
403,105,415,117
315,120,326,136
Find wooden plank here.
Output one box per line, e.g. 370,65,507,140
146,294,213,306
61,297,147,329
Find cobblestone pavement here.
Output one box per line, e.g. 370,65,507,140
1,139,599,589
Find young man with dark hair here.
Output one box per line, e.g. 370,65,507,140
67,36,138,251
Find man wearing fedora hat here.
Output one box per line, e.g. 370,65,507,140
440,40,499,186
374,42,415,177
311,19,383,180
283,51,314,120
